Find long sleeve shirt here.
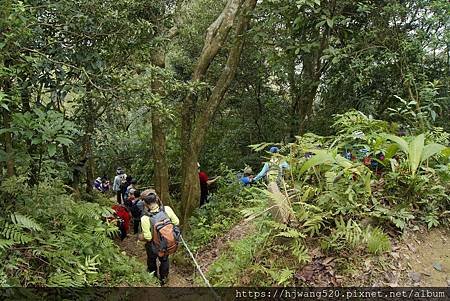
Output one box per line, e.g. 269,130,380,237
113,175,121,191
141,206,179,241
254,160,290,182
254,162,270,182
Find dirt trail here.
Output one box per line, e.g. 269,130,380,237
194,219,255,274
116,235,192,287
115,218,255,287
348,227,450,287
396,227,449,286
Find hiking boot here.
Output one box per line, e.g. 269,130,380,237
160,277,167,286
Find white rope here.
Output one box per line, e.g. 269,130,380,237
180,234,220,300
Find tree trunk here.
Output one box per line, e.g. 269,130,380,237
2,108,14,177
1,77,14,177
180,0,257,226
21,82,39,185
151,112,171,206
83,96,95,194
150,48,171,206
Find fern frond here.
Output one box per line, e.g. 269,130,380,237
11,213,42,231
0,239,15,251
1,223,33,244
365,227,391,255
291,240,311,265
267,268,294,285
275,229,305,239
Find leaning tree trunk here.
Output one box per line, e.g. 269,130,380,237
297,54,321,135
180,0,257,227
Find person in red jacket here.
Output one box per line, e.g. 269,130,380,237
198,162,220,206
112,204,131,240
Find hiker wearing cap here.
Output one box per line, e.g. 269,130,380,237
240,166,254,186
254,146,289,183
113,168,126,204
93,177,103,192
124,178,137,206
139,189,180,285
124,187,136,208
198,163,221,206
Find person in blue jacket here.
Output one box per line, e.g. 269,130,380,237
240,166,254,186
254,146,289,182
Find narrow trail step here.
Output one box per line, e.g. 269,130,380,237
116,235,192,287
115,218,256,287
194,219,256,274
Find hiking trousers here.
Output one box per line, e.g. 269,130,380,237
145,242,169,281
133,218,140,234
116,191,122,204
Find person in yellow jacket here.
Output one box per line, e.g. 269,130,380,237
139,189,179,285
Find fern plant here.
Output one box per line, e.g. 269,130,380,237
365,227,391,255
321,218,363,252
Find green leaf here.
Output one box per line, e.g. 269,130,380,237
31,138,42,145
408,134,424,176
326,18,334,28
48,144,57,157
55,137,73,145
384,134,408,153
441,147,450,158
421,143,445,162
299,150,335,175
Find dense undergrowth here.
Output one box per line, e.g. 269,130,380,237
203,111,450,286
185,165,251,253
0,179,156,287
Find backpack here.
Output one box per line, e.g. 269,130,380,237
119,174,127,189
146,207,180,257
130,200,142,218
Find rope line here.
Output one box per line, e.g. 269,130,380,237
180,234,220,300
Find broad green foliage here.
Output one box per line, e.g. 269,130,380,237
1,0,449,288
0,179,155,287
186,166,247,252
385,133,446,176
210,111,448,286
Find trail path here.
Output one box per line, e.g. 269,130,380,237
395,227,449,286
348,227,449,287
194,220,255,274
115,216,255,287
116,235,191,287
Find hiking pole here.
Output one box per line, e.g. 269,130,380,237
179,234,221,301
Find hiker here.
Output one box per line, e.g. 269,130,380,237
198,163,221,206
139,189,180,285
111,204,131,240
121,175,132,203
253,146,289,183
93,177,103,192
124,188,136,209
125,179,137,203
240,166,254,186
130,190,144,235
101,176,110,192
113,168,126,204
